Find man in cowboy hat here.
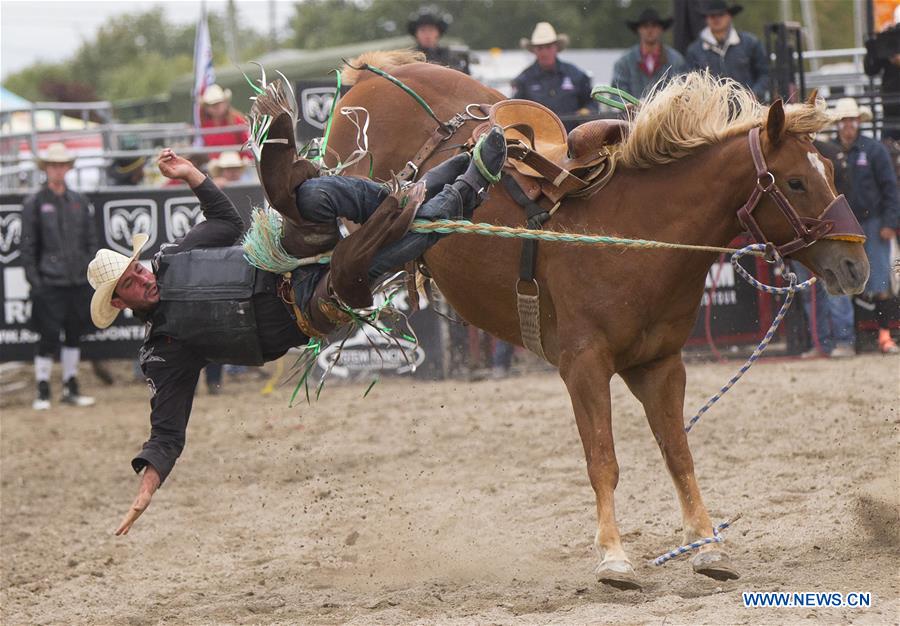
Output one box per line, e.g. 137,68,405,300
828,98,900,354
20,142,97,409
511,22,596,126
612,7,686,99
685,1,769,101
95,114,508,533
408,5,469,74
209,150,251,187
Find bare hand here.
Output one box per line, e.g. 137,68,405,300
157,148,206,187
881,227,897,241
891,54,900,67
115,464,161,535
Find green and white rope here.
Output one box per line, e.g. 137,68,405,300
408,219,764,256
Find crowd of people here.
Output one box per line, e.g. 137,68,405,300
15,1,899,411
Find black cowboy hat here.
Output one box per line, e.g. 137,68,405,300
700,0,743,16
407,6,452,36
626,7,674,31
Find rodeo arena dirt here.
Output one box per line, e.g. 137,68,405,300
3,3,900,626
1,359,898,624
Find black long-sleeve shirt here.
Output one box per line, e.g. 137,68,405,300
131,178,308,485
20,186,97,288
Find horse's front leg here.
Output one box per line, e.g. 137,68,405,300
560,345,641,590
620,353,739,581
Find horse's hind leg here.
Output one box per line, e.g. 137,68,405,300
560,346,641,590
620,354,739,581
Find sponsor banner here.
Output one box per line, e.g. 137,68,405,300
0,185,260,362
294,80,350,144
688,253,772,345
0,184,448,379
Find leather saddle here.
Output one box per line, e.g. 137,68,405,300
472,99,629,204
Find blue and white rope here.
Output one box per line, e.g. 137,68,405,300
654,243,814,566
652,514,743,566
684,244,816,434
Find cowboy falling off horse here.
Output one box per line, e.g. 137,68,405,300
91,50,869,591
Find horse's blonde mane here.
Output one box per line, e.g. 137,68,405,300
613,71,832,169
341,50,425,85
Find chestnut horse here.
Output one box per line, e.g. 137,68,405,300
322,53,869,589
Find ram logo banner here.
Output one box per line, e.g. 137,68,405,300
164,196,205,242
102,199,158,255
0,205,23,264
300,87,336,130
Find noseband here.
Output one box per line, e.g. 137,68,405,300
736,127,865,256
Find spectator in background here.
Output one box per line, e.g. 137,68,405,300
200,84,249,158
831,98,900,354
864,20,900,139
106,155,146,186
612,8,686,99
512,22,597,124
20,143,97,409
796,137,857,358
408,5,470,74
209,151,251,187
685,1,768,102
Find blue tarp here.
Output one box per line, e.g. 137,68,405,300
0,87,32,111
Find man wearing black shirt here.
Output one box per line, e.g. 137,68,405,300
92,133,506,535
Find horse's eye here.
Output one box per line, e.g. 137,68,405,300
788,179,805,192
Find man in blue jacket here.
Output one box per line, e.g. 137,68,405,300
832,98,900,354
512,22,597,125
685,1,769,102
612,7,686,99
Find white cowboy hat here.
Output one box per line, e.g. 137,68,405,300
86,233,149,329
201,84,232,105
37,142,76,169
520,22,569,51
829,97,873,123
209,151,247,176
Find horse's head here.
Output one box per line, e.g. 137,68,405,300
753,97,868,295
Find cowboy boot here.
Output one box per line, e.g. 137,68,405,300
416,125,508,221
252,81,339,258
459,125,507,203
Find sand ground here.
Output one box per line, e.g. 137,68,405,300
1,355,898,625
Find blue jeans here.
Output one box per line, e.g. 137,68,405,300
296,176,461,281
793,264,855,352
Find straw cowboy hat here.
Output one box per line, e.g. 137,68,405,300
626,8,674,31
209,151,247,176
829,97,873,122
700,0,743,16
37,142,75,170
520,22,569,51
201,84,232,106
86,233,149,328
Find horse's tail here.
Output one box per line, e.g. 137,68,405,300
342,49,425,85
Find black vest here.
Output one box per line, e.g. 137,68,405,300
150,246,273,365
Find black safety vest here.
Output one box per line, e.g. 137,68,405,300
150,246,274,365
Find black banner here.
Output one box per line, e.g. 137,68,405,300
0,185,261,362
294,80,350,145
0,184,449,379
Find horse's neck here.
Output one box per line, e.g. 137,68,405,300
601,136,755,251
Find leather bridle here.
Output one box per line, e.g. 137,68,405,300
736,127,865,256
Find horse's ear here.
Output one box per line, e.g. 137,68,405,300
766,99,786,145
805,89,818,106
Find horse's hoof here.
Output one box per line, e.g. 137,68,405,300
595,559,643,590
691,550,740,581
